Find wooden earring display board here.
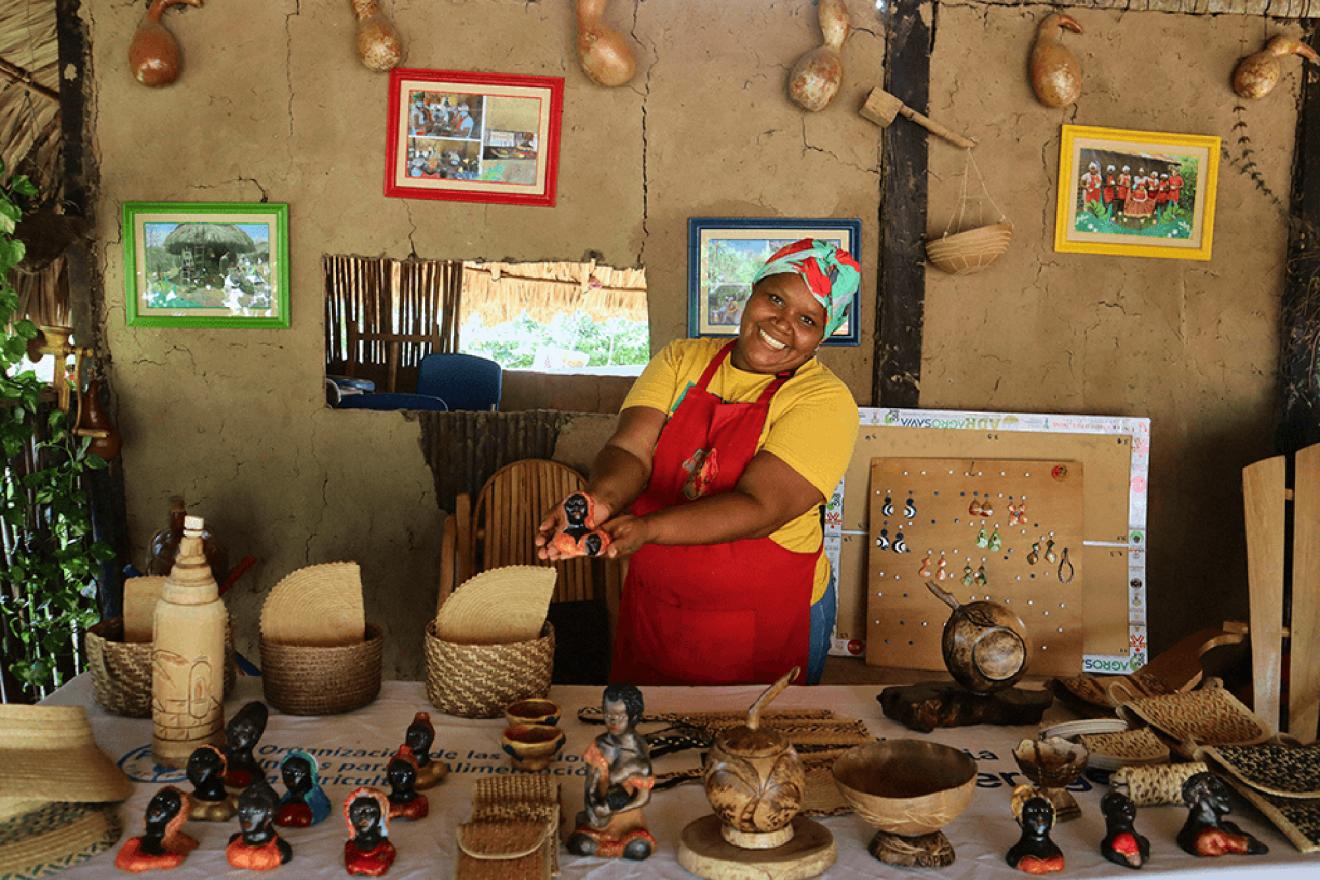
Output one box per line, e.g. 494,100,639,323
866,458,1084,676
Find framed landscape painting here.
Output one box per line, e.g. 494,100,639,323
687,217,862,346
123,201,290,328
384,68,564,207
1054,124,1220,261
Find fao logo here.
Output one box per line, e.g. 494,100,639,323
118,744,187,784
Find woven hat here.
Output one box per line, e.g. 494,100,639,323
434,566,557,645
0,801,122,879
261,562,366,647
0,705,131,805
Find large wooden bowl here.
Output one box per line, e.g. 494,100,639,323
833,740,978,837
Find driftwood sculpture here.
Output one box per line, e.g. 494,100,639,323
1233,35,1318,99
129,0,202,87
788,0,851,111
351,0,405,71
1029,13,1083,108
576,0,637,86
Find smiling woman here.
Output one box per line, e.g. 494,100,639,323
535,239,862,687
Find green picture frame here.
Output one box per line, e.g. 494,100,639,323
123,201,290,328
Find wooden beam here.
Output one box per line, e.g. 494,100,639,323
874,0,931,407
1280,21,1320,455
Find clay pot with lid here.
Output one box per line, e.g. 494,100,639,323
702,667,805,850
926,581,1030,694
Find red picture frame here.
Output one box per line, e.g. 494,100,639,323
384,68,564,207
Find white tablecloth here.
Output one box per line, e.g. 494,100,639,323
40,674,1319,878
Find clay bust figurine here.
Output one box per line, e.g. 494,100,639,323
549,492,611,558
1176,772,1268,857
185,744,237,821
224,701,270,789
1100,791,1149,869
116,786,199,872
404,711,449,789
385,746,429,820
227,781,293,870
276,749,332,827
1006,786,1064,874
344,788,396,877
566,684,656,860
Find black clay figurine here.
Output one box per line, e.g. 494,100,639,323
224,701,269,789
276,749,332,827
226,781,293,870
344,788,396,876
386,746,428,820
1100,791,1149,869
404,711,448,789
548,492,610,558
115,786,198,871
1177,772,1267,858
1006,786,1064,875
185,744,237,821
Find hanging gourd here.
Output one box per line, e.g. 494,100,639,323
1029,13,1083,108
1232,35,1318,99
788,0,851,112
576,0,637,87
128,0,202,87
351,0,405,71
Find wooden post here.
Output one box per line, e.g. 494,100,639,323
873,0,932,407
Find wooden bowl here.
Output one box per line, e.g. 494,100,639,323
833,740,978,837
500,723,565,772
1013,737,1088,788
505,698,560,728
925,222,1014,275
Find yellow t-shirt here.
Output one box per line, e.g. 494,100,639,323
621,338,859,603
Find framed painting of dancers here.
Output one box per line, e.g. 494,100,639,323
1054,125,1220,261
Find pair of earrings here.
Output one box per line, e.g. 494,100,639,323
918,551,949,580
975,526,1003,552
881,493,917,518
961,563,988,587
1007,501,1028,526
876,528,909,554
968,498,995,517
1026,533,1057,566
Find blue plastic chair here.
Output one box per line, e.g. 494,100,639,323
336,392,449,411
416,353,502,412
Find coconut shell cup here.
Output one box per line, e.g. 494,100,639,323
500,724,566,772
833,740,978,868
505,698,560,728
1013,737,1088,822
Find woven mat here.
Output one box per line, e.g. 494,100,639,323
1224,777,1320,854
456,776,559,879
1202,743,1320,799
1116,680,1270,752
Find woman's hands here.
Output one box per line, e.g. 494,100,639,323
599,514,651,559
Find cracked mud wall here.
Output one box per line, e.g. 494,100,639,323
924,5,1301,652
85,0,884,677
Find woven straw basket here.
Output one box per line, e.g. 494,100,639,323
0,802,122,880
260,624,383,715
425,621,554,718
84,618,236,718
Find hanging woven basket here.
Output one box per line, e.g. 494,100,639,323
926,150,1014,276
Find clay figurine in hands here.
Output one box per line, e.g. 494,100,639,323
185,745,237,821
1176,772,1267,858
116,786,199,872
1100,791,1149,869
224,701,269,789
566,684,656,860
227,781,293,870
1006,786,1064,874
276,749,332,828
404,712,449,789
344,788,396,877
548,492,611,558
385,746,429,821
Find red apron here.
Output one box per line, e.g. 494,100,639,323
610,342,819,686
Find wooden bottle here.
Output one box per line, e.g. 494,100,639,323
152,515,227,767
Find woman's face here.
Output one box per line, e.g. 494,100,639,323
350,798,380,836
733,273,827,375
282,757,310,793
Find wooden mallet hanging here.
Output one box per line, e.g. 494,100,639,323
860,87,976,149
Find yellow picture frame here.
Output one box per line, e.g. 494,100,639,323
1054,124,1220,261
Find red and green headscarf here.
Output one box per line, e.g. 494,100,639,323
752,239,862,337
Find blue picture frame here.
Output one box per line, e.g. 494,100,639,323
687,217,862,347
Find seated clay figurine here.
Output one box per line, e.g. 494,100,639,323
548,492,611,558
227,781,293,870
185,744,238,821
1006,786,1065,875
276,749,332,827
115,786,199,872
344,787,397,877
1100,791,1150,869
404,712,449,789
1176,772,1268,857
385,746,429,820
566,684,656,860
225,701,270,789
